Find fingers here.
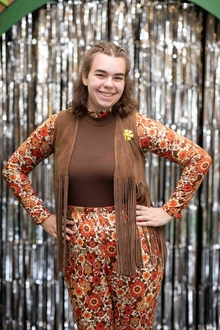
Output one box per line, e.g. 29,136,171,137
136,205,173,227
61,216,75,240
61,224,74,242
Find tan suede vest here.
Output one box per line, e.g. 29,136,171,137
54,109,167,276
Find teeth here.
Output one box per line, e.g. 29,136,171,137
100,92,113,96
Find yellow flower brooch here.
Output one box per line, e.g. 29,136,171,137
123,129,134,147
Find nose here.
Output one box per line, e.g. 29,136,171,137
103,77,114,88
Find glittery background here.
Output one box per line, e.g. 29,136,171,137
0,0,219,329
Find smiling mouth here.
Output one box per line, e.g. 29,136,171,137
99,91,115,97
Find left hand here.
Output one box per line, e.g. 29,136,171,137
136,205,173,227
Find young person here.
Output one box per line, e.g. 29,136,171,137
2,41,212,329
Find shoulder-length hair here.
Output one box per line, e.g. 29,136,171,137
69,41,139,118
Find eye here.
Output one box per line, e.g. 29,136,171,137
96,73,105,78
114,76,124,81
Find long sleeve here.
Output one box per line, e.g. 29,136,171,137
2,114,58,224
136,112,212,218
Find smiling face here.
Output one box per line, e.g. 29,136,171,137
82,53,126,112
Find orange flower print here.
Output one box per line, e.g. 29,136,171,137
120,318,128,327
93,261,102,271
80,280,91,293
19,149,26,157
142,254,149,262
92,276,101,285
116,288,125,297
111,232,117,240
40,141,52,152
151,272,158,281
103,242,117,257
31,137,39,147
24,157,34,167
10,183,21,195
160,140,167,149
169,200,177,207
84,265,92,275
76,237,83,245
77,254,85,263
83,311,92,319
145,293,154,303
124,306,133,315
183,183,194,192
109,214,115,223
136,300,147,311
89,240,98,248
178,150,188,160
141,137,150,148
33,148,43,158
143,272,150,280
118,280,124,287
40,126,48,137
79,220,94,237
130,281,145,297
166,130,175,141
75,286,84,298
9,174,17,181
86,294,103,310
196,160,210,174
98,310,105,317
96,322,105,330
149,128,156,136
86,253,95,263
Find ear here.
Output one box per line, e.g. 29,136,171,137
82,73,88,86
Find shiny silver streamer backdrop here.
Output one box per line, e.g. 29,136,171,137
0,0,219,329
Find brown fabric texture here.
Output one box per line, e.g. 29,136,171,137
53,109,167,276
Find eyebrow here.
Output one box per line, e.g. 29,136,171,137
94,69,125,76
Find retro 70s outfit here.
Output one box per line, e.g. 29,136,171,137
2,108,212,330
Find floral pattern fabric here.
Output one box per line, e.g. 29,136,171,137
2,111,212,224
136,112,212,218
65,205,164,330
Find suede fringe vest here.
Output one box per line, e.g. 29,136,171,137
54,110,167,276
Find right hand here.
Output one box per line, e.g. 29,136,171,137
40,214,74,241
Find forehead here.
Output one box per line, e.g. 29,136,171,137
90,53,126,74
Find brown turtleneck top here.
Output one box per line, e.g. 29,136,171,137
68,113,116,207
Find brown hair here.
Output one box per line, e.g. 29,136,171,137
69,41,139,117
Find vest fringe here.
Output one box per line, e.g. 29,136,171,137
136,181,167,267
57,177,63,273
114,176,143,276
57,176,69,273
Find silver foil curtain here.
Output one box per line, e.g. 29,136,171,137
0,0,219,329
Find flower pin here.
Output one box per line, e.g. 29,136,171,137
123,129,134,147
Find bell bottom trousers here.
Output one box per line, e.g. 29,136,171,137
64,205,164,330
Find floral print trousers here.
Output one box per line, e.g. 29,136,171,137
64,205,164,330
